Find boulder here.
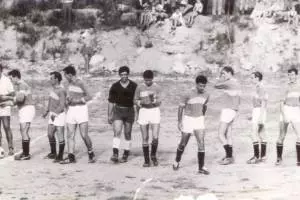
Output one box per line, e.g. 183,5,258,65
89,54,105,69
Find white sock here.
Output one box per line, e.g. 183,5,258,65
112,137,121,149
123,140,131,151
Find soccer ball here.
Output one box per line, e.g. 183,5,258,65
0,147,5,159
15,92,25,104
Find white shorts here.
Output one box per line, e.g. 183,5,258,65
182,115,205,133
280,105,300,123
220,108,237,123
0,106,11,117
66,105,89,124
252,107,267,124
19,105,35,123
49,112,66,127
138,107,160,125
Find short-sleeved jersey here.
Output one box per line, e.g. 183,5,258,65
108,80,137,107
49,86,67,114
253,83,268,108
14,80,34,107
66,79,88,104
215,78,241,111
180,89,209,117
0,75,14,96
284,82,300,107
134,82,161,107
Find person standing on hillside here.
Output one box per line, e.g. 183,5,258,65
108,66,137,163
247,71,268,164
135,70,161,167
214,66,241,165
60,65,95,164
0,64,15,156
275,68,300,166
2,70,35,160
172,75,210,175
42,71,67,163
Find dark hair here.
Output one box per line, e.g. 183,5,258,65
196,75,207,84
63,65,76,76
222,66,234,75
118,66,130,74
143,70,154,79
252,71,263,81
8,69,21,79
50,71,62,83
288,67,298,75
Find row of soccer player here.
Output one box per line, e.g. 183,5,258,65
0,64,299,174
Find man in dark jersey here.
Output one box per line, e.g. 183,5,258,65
108,66,137,163
60,65,95,164
173,75,210,175
42,71,66,163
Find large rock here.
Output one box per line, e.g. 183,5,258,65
89,54,105,69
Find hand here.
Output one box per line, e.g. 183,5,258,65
178,121,183,132
42,111,49,119
50,114,56,122
108,115,113,125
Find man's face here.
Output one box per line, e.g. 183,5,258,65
119,72,129,83
288,71,297,83
144,78,153,86
196,82,206,93
220,70,231,80
64,73,72,82
251,74,259,85
50,74,57,86
9,76,18,84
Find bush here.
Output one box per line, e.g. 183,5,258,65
10,0,36,17
17,24,41,47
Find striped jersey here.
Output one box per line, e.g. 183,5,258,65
284,82,300,107
14,80,34,107
134,82,161,107
253,83,268,108
49,86,66,114
215,78,241,111
180,89,209,117
66,79,88,105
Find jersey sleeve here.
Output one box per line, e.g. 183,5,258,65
108,83,117,103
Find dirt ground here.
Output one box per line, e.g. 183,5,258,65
0,74,300,200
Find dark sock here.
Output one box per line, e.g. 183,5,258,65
276,143,283,159
175,145,185,162
23,139,30,156
68,153,75,162
296,142,300,163
123,150,130,158
223,144,230,158
113,148,119,156
198,151,205,170
261,142,267,158
49,139,56,155
151,138,158,158
58,141,65,159
253,142,259,158
143,145,150,164
228,145,233,158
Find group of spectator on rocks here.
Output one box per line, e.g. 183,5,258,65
132,0,300,31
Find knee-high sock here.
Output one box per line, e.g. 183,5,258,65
253,142,259,158
151,138,158,158
277,143,283,159
143,144,150,164
198,151,205,170
296,142,300,164
261,142,267,158
175,144,185,162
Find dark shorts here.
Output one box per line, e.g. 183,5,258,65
113,106,135,123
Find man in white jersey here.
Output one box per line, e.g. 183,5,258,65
275,67,300,166
214,66,241,165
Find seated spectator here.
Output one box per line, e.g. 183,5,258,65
288,3,299,26
139,3,156,31
155,3,169,23
170,5,185,30
182,0,196,16
186,0,203,27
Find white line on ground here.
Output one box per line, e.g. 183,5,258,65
133,178,153,200
0,134,47,166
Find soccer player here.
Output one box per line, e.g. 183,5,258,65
247,71,268,164
172,75,210,175
214,66,241,165
5,70,35,160
108,66,137,163
0,64,15,156
60,65,95,164
135,70,161,167
42,71,66,163
275,68,300,166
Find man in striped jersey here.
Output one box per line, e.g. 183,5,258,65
135,70,161,167
2,70,36,160
276,67,300,166
42,71,66,163
214,66,241,165
61,65,95,164
172,75,210,175
247,71,268,164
